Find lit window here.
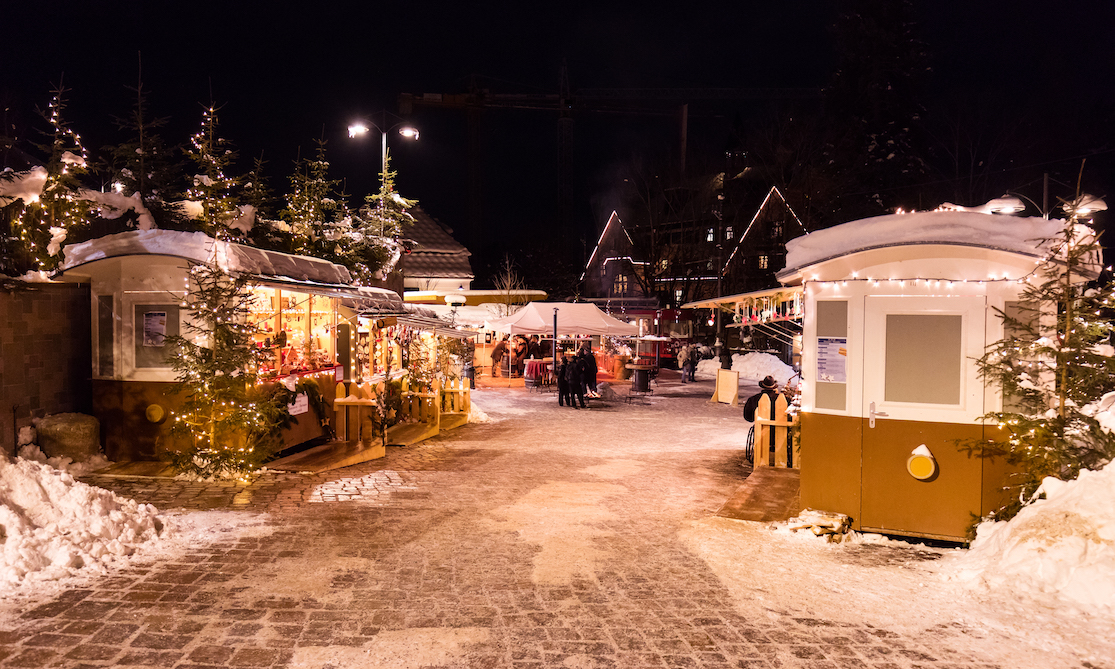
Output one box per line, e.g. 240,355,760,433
658,259,668,271
613,274,628,295
771,222,783,238
674,289,683,304
706,228,715,242
726,226,734,240
758,255,769,270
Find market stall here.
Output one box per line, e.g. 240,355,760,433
776,209,1081,541
59,229,403,461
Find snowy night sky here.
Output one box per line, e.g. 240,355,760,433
3,1,1114,281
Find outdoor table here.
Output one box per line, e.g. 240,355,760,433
626,363,654,393
524,357,554,386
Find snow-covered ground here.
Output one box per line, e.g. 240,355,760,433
2,381,1113,667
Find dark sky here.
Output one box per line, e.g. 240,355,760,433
4,1,1113,282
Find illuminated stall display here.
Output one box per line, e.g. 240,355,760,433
248,287,338,378
58,229,404,461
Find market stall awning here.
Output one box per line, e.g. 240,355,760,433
484,302,638,336
374,314,479,340
682,286,803,326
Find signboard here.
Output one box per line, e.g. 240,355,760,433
817,337,847,383
143,312,167,347
287,393,310,416
711,368,740,406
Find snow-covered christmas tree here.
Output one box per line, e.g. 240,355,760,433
185,105,240,241
973,188,1115,520
349,153,415,284
163,262,289,479
4,86,92,274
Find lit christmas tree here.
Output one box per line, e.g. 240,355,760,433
185,105,240,240
349,152,415,284
163,262,289,479
972,188,1115,520
282,140,344,257
5,85,92,274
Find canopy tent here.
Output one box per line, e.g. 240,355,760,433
485,302,638,336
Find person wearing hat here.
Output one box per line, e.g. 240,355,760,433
744,376,780,422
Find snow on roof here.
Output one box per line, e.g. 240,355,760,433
61,229,352,285
782,211,1065,275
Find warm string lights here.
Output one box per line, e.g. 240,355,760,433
185,106,239,241
9,89,91,271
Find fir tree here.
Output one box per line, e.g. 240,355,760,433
103,68,186,230
349,152,415,284
282,140,343,257
185,105,240,240
970,186,1115,521
4,84,92,273
163,262,289,479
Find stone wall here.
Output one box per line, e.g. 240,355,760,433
0,282,91,457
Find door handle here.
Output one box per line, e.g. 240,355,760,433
869,402,888,428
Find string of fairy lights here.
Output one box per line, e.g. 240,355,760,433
9,91,90,271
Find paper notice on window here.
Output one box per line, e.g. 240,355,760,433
143,312,167,347
817,337,847,383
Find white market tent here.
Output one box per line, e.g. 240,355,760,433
485,302,638,336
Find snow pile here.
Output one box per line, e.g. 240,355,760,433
16,444,111,478
946,461,1115,614
0,457,163,584
695,352,797,386
1082,390,1115,434
467,402,491,424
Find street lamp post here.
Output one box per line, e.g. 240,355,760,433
348,115,419,186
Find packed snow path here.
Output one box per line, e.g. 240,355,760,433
1,380,1111,668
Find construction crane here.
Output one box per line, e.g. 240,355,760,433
399,68,817,249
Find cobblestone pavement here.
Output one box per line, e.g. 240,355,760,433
0,389,1059,668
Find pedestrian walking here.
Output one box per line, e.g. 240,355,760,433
677,344,690,383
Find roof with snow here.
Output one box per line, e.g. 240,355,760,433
59,229,404,312
403,206,473,279
779,211,1065,278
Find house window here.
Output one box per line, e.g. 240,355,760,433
613,274,628,295
758,255,769,270
771,222,783,239
674,289,684,304
725,226,734,240
600,264,606,276
658,259,668,272
706,228,715,242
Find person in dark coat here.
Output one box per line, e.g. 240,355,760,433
578,344,598,397
557,355,571,406
565,352,586,408
527,335,541,360
490,336,509,377
512,336,528,377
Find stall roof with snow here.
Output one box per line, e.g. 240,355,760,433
61,229,403,312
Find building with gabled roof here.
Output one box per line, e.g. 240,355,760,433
401,206,474,293
721,185,809,293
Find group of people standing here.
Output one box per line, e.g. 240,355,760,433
489,334,545,378
557,344,598,409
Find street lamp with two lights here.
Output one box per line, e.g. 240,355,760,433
348,115,420,187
